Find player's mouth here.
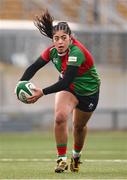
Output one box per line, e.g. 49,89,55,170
58,46,64,51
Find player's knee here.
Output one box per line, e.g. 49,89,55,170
55,111,67,125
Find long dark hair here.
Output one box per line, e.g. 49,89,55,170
34,10,71,39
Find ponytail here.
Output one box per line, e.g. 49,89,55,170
34,9,54,39
34,10,71,39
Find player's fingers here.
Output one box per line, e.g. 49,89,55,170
27,96,35,100
27,96,37,103
27,100,35,104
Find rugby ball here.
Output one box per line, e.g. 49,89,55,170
15,81,36,103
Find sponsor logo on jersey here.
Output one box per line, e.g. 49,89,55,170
53,58,58,64
68,56,77,62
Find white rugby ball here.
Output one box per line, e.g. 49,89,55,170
15,81,36,103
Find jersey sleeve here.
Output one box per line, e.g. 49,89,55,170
19,56,47,81
67,46,85,66
41,47,51,62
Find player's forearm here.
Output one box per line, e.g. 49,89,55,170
20,57,47,81
43,65,78,95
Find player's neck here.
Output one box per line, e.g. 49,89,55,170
58,51,67,56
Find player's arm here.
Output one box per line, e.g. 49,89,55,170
42,65,78,95
20,56,48,81
42,48,85,95
26,65,78,104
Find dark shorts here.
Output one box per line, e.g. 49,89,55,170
65,89,100,112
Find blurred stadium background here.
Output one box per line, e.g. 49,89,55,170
0,0,127,132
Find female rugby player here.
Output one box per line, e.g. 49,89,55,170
16,10,101,173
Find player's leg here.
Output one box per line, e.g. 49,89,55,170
54,91,78,173
73,109,93,154
70,109,93,172
70,91,100,172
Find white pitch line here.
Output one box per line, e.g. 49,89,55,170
1,179,126,180
0,158,127,163
84,159,127,163
0,158,52,162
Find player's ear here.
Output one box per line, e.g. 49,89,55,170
69,36,72,43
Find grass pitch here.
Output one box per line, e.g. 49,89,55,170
0,131,127,179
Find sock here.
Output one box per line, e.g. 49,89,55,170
72,144,82,158
57,144,67,160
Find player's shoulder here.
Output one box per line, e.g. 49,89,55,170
70,37,84,51
69,40,84,58
41,45,56,59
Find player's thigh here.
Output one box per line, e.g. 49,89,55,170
72,108,93,128
55,91,78,114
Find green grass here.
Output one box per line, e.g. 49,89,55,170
0,131,127,179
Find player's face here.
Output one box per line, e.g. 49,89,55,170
53,30,71,54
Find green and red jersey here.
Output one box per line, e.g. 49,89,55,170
41,37,100,96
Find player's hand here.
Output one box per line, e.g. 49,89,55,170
27,88,44,104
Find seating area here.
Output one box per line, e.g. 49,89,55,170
0,0,127,25
116,0,127,20
0,0,105,24
60,0,82,22
0,0,44,20
0,0,23,19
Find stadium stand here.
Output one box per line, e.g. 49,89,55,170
0,0,44,20
116,0,127,19
0,0,23,19
0,0,127,25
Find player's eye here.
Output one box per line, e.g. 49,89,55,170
61,36,67,41
53,35,67,42
54,37,59,42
